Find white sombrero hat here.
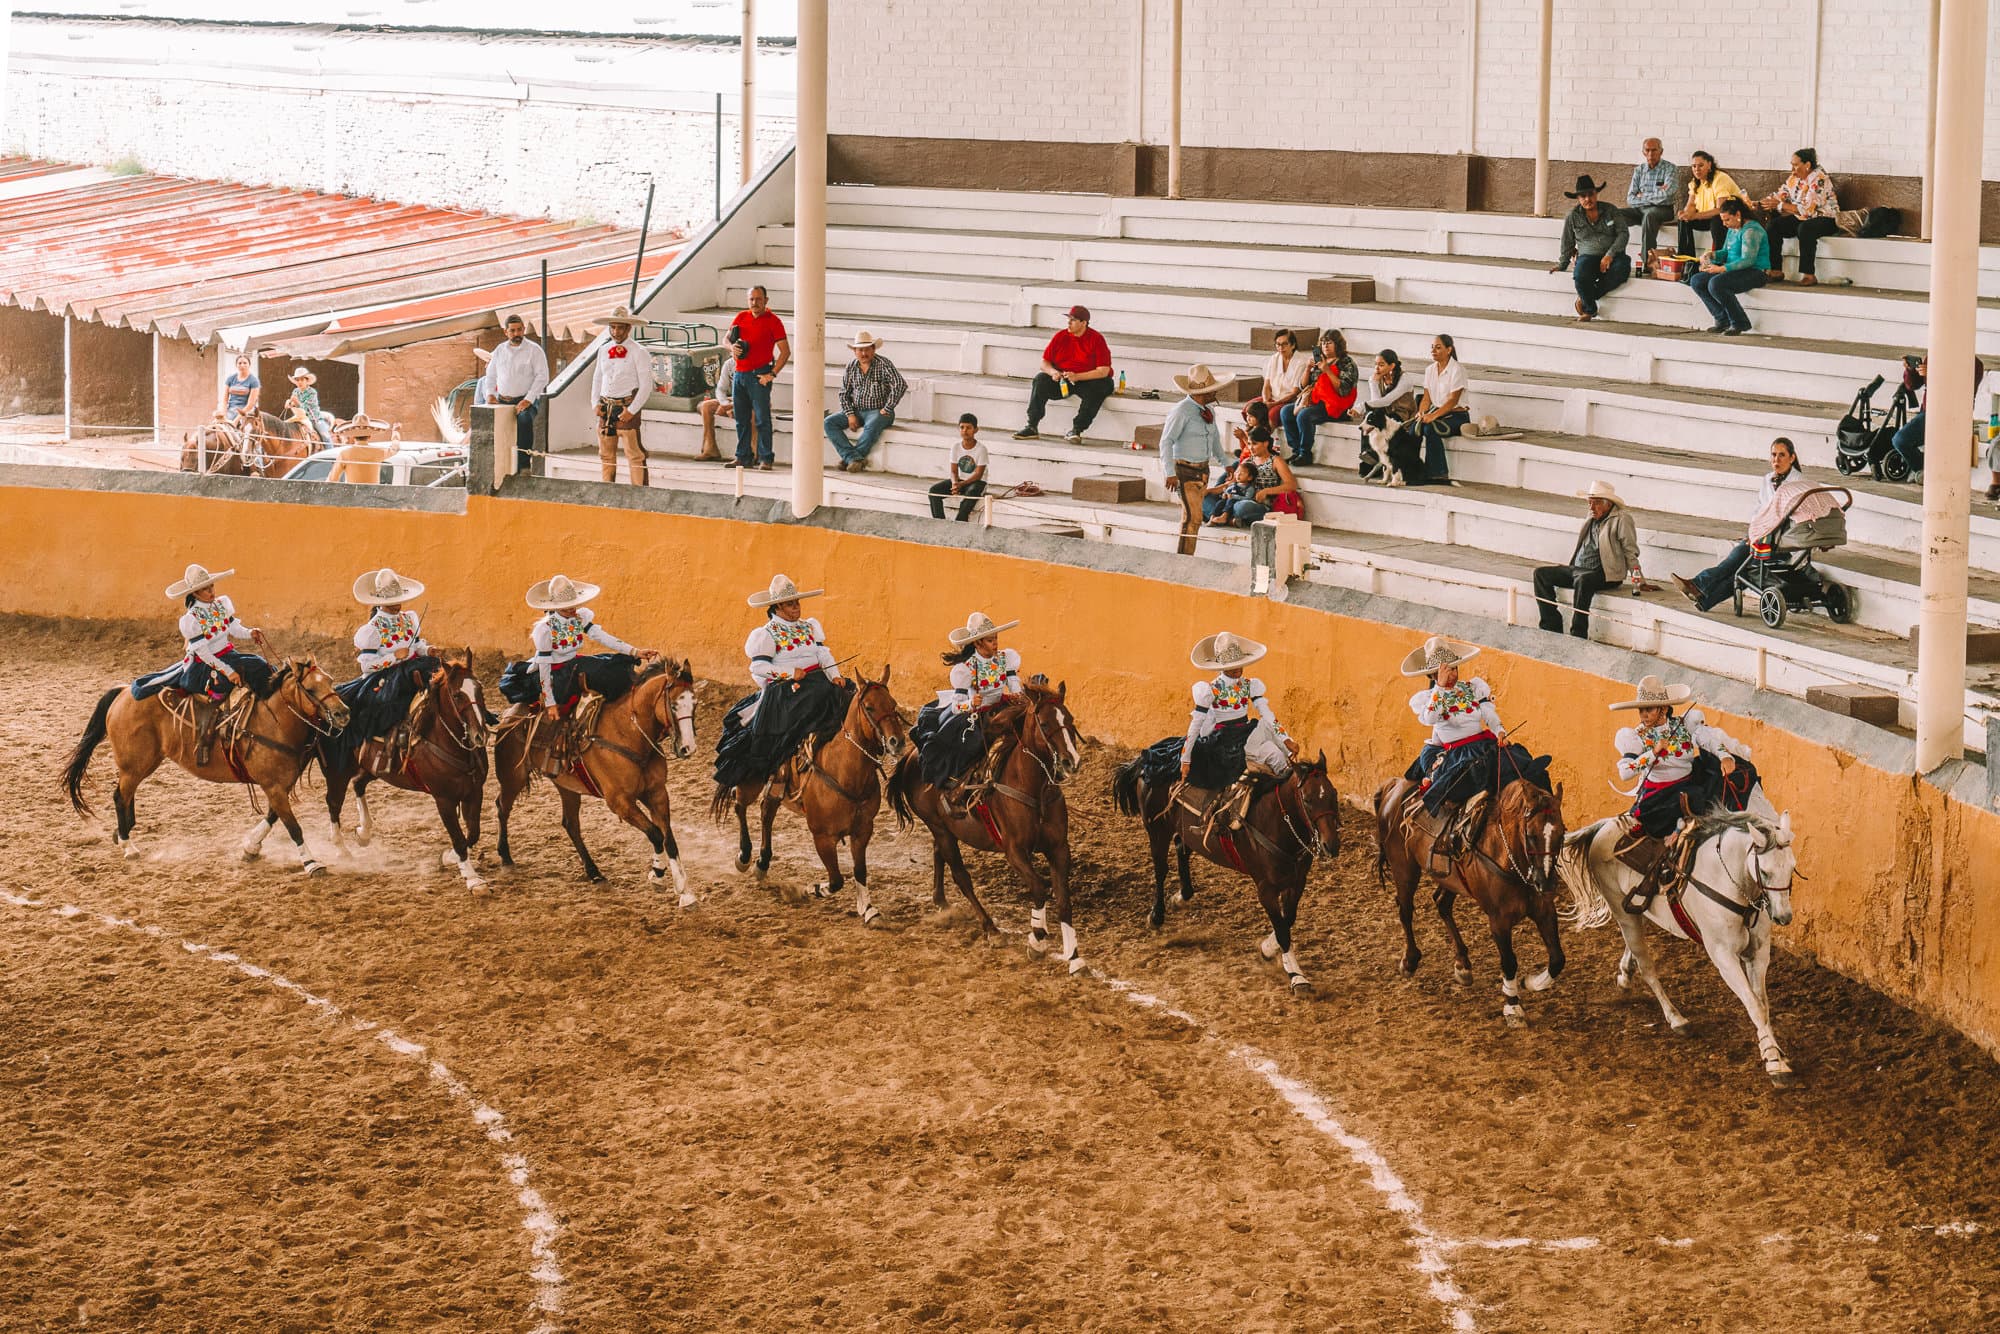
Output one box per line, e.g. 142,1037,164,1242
353,567,425,606
288,366,316,383
474,346,493,364
1576,479,1625,505
1174,363,1227,396
948,611,1019,647
846,330,884,350
526,573,600,611
747,573,824,609
1609,673,1694,712
591,304,641,329
1190,631,1267,671
165,563,233,599
1399,635,1480,678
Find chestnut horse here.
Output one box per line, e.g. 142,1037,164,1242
492,661,700,902
62,660,350,875
1372,769,1568,1026
888,682,1087,972
713,668,909,928
319,653,493,892
1112,753,1342,991
181,412,310,477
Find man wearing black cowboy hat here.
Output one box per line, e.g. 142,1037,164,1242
1548,175,1632,322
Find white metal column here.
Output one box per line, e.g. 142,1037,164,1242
791,0,828,520
740,0,757,185
1463,0,1480,154
62,314,73,443
1913,0,1990,771
1167,0,1184,199
1921,0,1941,240
1531,0,1552,215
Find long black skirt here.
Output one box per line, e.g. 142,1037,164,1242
132,651,276,702
1718,755,1763,813
1629,750,1724,838
1405,734,1499,814
325,655,441,768
916,704,988,787
712,672,850,791
497,653,641,708
1135,719,1251,790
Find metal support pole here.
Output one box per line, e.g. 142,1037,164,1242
1531,0,1552,215
62,314,73,443
1921,0,1941,239
1914,0,1990,772
1167,0,1183,199
791,0,828,520
629,181,655,310
740,0,757,185
1803,0,1823,146
1463,0,1480,154
715,92,724,220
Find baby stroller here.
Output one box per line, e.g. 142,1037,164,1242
1834,371,1916,482
1732,485,1855,629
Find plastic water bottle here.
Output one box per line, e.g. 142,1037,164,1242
1117,370,1127,395
1059,376,1071,398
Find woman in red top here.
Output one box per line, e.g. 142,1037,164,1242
1278,330,1357,467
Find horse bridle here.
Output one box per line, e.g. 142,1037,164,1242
1022,699,1076,787
1686,825,1792,928
1276,768,1338,860
841,685,904,775
427,667,488,756
281,668,347,738
631,675,697,762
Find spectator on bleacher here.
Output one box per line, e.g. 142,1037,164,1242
728,285,789,471
1280,330,1357,467
1204,427,1300,526
1016,305,1114,445
1620,139,1682,267
1671,438,1818,611
1533,480,1641,638
823,331,908,472
1689,198,1770,335
1550,176,1632,322
590,307,658,485
930,413,988,522
1255,328,1314,432
487,314,549,473
1233,399,1274,455
1159,364,1232,556
1889,354,1990,477
1357,349,1417,483
1412,335,1468,485
698,354,735,461
1674,150,1743,258
1758,148,1841,285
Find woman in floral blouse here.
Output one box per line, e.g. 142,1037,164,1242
1759,147,1841,285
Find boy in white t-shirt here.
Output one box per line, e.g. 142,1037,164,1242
930,412,989,521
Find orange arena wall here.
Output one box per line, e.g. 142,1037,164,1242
7,478,1998,1059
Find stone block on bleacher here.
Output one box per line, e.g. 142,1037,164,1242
1251,325,1319,352
1071,474,1147,504
1216,373,1264,404
1907,624,2000,664
1306,276,1377,304
1132,423,1162,450
1805,683,1900,726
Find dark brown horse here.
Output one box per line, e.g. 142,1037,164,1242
888,682,1087,972
180,412,311,477
320,653,493,891
1112,752,1342,991
63,660,350,875
1372,771,1568,1025
714,667,909,928
493,661,701,901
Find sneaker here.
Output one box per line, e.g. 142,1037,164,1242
1706,324,1729,334
1724,325,1749,336
1013,427,1039,440
1063,430,1083,445
756,461,774,471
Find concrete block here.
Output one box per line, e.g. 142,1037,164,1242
1908,624,2000,664
1307,276,1378,304
1071,474,1146,503
1132,423,1162,450
1805,683,1900,725
1215,373,1264,404
1250,325,1319,352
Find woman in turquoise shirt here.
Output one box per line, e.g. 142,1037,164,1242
1688,198,1771,336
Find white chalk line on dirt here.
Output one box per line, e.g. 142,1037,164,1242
1,889,566,1334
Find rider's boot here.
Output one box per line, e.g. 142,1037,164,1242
193,698,221,766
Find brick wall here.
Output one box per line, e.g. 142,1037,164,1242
0,309,65,418
156,337,221,445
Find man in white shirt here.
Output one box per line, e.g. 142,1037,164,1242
589,305,657,486
486,313,550,473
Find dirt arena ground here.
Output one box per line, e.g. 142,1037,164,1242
4,614,1998,1332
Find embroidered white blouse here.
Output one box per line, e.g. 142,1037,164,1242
530,608,633,706
178,596,256,672
1615,707,1750,786
746,615,838,688
354,609,428,674
1182,673,1286,761
1410,677,1504,745
944,648,1022,713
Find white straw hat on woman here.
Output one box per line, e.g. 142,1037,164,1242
1609,674,1694,711
1398,635,1481,678
747,573,824,608
1189,631,1267,671
353,567,425,606
526,574,599,611
948,611,1019,647
165,563,233,599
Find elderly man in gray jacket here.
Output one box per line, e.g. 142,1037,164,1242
1534,480,1642,637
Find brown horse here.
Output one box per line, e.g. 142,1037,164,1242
492,661,700,902
1112,752,1342,991
180,412,310,477
62,660,350,875
888,682,1087,972
714,667,910,928
1372,771,1568,1026
320,654,493,891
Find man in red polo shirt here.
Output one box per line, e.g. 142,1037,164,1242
1015,305,1115,444
727,284,790,469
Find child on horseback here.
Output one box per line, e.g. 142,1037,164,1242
1179,631,1298,831
130,563,274,764
328,568,443,773
1401,635,1508,857
1610,674,1752,906
912,612,1026,812
711,573,849,797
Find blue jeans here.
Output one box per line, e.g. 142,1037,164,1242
1283,401,1337,464
1690,268,1767,330
824,408,893,463
1690,542,1752,610
732,364,775,464
1416,409,1467,483
1892,411,1925,471
1572,251,1631,315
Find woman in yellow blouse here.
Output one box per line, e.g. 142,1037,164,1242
1674,150,1743,258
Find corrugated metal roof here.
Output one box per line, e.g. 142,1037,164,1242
0,156,678,350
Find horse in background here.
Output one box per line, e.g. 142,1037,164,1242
180,411,311,477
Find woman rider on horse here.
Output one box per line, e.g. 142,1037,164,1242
1401,635,1508,853
328,567,443,770
912,612,1026,809
1171,631,1298,830
497,574,657,713
131,563,274,764
711,574,850,796
1610,673,1753,903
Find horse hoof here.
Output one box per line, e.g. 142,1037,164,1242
354,831,373,848
585,872,607,885
301,861,328,879
1399,954,1419,979
1767,1065,1798,1089
120,843,140,861
1453,965,1474,986
1502,1005,1527,1028
735,856,751,874
241,849,262,863
810,882,835,900
440,850,460,869
860,906,883,927
677,891,698,909
1027,933,1050,956
1287,974,1314,993
1526,968,1555,992
465,877,490,895
1258,934,1280,961
1174,890,1193,905
1670,1019,1694,1038
1147,913,1165,932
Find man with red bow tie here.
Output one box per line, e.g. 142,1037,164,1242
589,305,658,485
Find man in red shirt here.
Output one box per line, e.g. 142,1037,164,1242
728,285,790,470
1015,305,1115,444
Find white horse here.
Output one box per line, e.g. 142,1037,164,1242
1559,808,1800,1087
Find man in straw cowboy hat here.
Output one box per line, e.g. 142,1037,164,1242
588,306,658,486
1548,174,1632,322
712,574,848,798
327,568,442,773
911,611,1028,812
1158,364,1235,557
1607,673,1753,907
131,563,274,765
1131,631,1298,832
284,366,335,448
823,330,908,472
1532,480,1643,638
1400,635,1510,859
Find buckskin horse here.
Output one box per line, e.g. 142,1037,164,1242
63,660,350,875
1372,758,1568,1026
889,681,1087,973
492,660,700,902
713,667,909,929
318,653,493,892
1112,751,1341,991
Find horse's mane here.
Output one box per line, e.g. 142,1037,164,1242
1692,809,1773,840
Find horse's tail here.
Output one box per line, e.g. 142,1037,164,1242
1556,818,1613,930
63,687,122,816
1111,754,1146,817
887,756,917,829
707,781,736,822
